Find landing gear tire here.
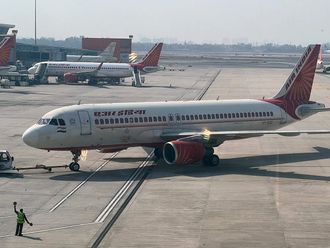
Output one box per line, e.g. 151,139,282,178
203,154,220,166
69,162,80,171
154,147,163,159
70,150,81,171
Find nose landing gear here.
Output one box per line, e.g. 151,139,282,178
69,151,81,171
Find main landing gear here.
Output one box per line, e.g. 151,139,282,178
203,147,220,167
69,151,81,171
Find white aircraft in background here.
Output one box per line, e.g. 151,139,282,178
28,43,163,86
23,44,330,171
66,42,119,63
0,36,17,73
316,48,330,73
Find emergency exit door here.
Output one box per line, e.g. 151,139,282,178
78,110,91,135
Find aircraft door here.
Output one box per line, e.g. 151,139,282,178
35,63,48,82
78,110,92,135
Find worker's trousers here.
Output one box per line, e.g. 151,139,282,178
15,223,23,236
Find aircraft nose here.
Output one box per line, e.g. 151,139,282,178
22,127,40,148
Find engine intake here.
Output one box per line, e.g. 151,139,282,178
163,141,205,165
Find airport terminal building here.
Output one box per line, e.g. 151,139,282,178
0,23,132,67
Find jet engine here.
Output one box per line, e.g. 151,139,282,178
64,73,78,83
163,141,205,165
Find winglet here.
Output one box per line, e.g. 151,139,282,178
96,62,104,70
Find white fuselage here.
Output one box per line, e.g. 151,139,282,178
28,61,133,78
0,65,17,74
22,100,295,151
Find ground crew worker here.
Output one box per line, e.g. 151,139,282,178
13,202,33,236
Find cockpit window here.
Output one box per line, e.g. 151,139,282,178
37,118,50,125
37,118,65,126
58,119,66,126
49,118,58,126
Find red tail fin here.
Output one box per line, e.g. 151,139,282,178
274,44,320,102
140,43,163,66
0,36,15,66
264,44,320,119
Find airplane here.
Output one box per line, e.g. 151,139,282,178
22,44,330,172
0,35,17,73
316,48,330,73
66,42,119,63
28,43,163,86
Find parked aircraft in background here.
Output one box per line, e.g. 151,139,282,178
28,43,163,86
22,44,330,171
316,49,330,73
0,36,16,73
66,42,119,63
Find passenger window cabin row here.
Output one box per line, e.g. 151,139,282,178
51,66,123,70
94,111,274,126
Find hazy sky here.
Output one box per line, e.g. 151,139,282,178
1,0,330,44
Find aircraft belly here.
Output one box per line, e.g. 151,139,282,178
95,127,163,147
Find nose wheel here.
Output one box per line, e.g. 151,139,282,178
69,151,81,171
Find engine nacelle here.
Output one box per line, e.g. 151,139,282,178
64,73,78,83
163,141,205,165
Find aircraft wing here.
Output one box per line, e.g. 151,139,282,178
68,62,104,77
160,130,330,145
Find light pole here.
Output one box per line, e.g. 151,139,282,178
34,0,37,45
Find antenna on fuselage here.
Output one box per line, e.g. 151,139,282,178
77,100,81,105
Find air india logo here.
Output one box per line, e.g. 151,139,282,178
0,36,13,66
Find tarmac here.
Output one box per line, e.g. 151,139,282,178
0,56,329,247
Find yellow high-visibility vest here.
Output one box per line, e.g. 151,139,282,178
17,212,25,224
